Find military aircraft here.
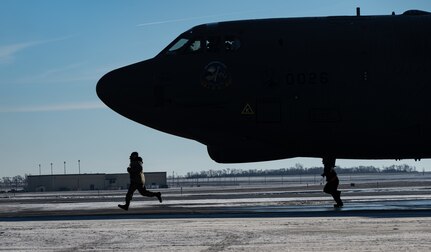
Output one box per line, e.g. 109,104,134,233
97,9,431,170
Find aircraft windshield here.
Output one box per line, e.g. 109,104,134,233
164,35,241,55
167,38,189,53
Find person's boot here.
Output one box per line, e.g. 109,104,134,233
334,202,343,208
156,192,162,203
333,191,343,208
118,204,129,211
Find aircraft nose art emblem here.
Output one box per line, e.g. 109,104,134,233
201,61,231,89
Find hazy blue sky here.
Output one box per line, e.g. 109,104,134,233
1,1,431,177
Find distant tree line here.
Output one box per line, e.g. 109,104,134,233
183,164,417,179
0,175,26,192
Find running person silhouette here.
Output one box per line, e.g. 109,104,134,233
118,152,162,210
322,157,343,208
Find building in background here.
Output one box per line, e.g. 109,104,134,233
26,172,167,192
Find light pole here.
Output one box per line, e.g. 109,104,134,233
77,160,80,190
64,161,66,174
39,164,41,175
50,162,54,191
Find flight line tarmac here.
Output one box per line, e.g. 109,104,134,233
1,180,431,220
1,181,431,251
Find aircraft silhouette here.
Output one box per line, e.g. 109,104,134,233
97,9,431,169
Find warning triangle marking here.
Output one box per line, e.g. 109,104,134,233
241,103,254,115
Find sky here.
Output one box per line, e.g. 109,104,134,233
1,0,431,177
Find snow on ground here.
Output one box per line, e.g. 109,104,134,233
0,216,430,251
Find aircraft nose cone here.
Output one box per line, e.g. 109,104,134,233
96,70,116,108
97,64,139,107
96,66,136,114
96,60,155,117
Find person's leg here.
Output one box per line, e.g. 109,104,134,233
324,180,336,195
322,157,336,196
323,182,332,195
324,180,342,206
137,186,162,203
333,178,343,207
118,184,137,210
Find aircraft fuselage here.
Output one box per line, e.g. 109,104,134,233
97,10,431,163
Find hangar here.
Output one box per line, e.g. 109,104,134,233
26,172,167,192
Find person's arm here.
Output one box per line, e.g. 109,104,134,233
321,166,332,177
138,161,143,173
129,161,143,175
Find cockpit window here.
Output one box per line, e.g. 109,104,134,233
224,36,241,51
187,38,203,53
163,35,241,56
206,36,221,52
167,38,189,54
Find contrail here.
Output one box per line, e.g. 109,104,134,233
137,10,259,27
0,101,106,113
0,35,74,63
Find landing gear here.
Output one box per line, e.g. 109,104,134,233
322,157,343,208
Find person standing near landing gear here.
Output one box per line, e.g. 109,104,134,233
118,152,162,211
321,157,343,208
